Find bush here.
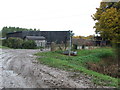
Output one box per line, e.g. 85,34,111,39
2,39,8,46
2,37,37,49
22,40,37,49
2,37,23,49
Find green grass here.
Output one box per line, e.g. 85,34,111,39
0,45,10,49
35,48,119,87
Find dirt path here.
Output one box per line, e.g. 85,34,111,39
0,49,105,88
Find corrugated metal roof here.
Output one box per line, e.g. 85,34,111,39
25,36,45,40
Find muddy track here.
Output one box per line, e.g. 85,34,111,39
0,49,108,88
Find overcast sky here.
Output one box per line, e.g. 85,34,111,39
0,0,102,36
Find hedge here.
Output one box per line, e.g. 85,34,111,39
2,37,37,49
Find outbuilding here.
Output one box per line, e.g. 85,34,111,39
25,36,46,47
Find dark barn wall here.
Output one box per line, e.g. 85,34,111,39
7,31,70,44
6,31,23,39
40,31,69,44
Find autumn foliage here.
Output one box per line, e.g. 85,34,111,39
92,2,120,42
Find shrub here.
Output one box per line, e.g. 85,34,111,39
2,37,37,49
2,39,7,46
2,37,23,49
22,40,37,49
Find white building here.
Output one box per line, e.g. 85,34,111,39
25,36,46,47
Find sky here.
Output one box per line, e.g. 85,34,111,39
0,0,102,36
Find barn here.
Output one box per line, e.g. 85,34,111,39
6,31,70,46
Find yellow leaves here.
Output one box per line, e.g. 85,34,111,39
94,7,120,40
73,35,94,40
93,2,120,42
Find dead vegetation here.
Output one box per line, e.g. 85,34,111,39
87,56,119,78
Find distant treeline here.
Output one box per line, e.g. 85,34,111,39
1,26,40,37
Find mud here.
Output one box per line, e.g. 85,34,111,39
0,49,110,88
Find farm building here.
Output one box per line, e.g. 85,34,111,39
72,38,95,49
72,36,110,49
6,31,70,46
25,36,46,47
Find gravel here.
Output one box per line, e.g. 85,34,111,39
0,49,112,88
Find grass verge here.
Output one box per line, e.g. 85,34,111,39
35,48,119,87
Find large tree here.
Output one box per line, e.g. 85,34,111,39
92,1,120,42
92,1,120,64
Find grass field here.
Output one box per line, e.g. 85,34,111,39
35,48,119,87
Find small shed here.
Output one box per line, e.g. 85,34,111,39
25,36,46,47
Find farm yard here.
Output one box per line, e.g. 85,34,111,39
0,47,119,88
0,28,119,88
0,49,106,88
0,0,120,89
